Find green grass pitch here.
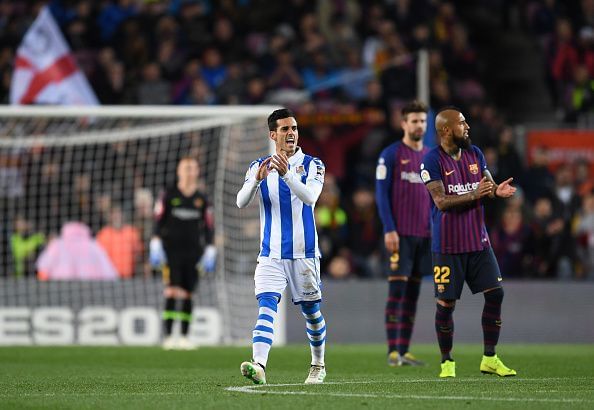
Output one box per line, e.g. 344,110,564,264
1,344,593,409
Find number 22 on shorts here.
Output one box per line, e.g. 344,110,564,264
434,266,451,284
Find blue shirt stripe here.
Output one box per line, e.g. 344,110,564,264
278,177,294,258
260,180,272,257
301,155,316,257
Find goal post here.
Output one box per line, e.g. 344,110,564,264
0,105,285,346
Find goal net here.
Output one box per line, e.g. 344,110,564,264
0,105,283,346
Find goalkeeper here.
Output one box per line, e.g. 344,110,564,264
150,156,215,350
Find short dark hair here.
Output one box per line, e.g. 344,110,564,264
401,100,428,118
267,108,295,131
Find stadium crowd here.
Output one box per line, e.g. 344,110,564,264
0,0,593,280
522,0,594,123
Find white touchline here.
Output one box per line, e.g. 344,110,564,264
225,379,594,404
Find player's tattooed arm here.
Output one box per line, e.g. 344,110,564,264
426,178,493,211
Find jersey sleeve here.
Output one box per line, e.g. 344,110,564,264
236,159,264,208
375,145,397,233
153,189,168,237
420,150,441,185
283,157,324,206
204,197,215,245
473,145,488,173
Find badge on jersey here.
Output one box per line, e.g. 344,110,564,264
295,165,306,176
194,198,204,208
469,163,479,174
314,166,325,182
376,157,387,180
420,169,430,183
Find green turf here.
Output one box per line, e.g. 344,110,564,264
1,344,593,409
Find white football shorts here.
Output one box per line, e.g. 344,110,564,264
254,257,322,304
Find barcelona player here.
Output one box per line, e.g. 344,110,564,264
420,108,517,378
375,101,431,367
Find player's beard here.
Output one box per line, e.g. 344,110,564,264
410,131,424,141
453,132,471,150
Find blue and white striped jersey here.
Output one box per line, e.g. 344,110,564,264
237,147,325,260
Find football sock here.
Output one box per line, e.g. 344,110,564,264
386,279,406,354
482,288,504,356
180,298,193,336
162,297,176,336
397,278,421,356
301,302,326,366
252,293,278,368
435,303,455,362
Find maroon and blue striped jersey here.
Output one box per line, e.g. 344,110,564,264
375,141,431,238
420,145,490,254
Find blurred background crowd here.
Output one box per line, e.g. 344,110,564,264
0,0,593,280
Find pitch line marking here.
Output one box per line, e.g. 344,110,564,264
225,379,594,404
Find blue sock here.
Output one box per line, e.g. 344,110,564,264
301,302,326,366
252,293,279,367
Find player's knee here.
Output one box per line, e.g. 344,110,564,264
437,299,456,309
300,301,320,315
163,287,175,298
484,287,504,304
257,294,279,311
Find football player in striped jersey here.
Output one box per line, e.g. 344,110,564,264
237,108,326,385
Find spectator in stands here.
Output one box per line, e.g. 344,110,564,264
96,205,143,279
137,62,171,105
496,127,525,183
550,164,582,278
185,77,216,105
200,46,227,90
520,146,555,203
574,158,594,197
314,175,348,275
491,205,532,278
242,76,268,104
36,221,118,281
267,48,303,92
212,15,244,64
563,64,594,122
10,214,45,277
575,192,594,279
97,0,138,42
216,62,245,104
529,196,564,278
546,18,579,108
345,186,382,277
298,122,369,188
157,38,187,81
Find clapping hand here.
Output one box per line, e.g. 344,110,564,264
495,178,516,198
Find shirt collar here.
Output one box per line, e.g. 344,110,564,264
288,147,305,166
